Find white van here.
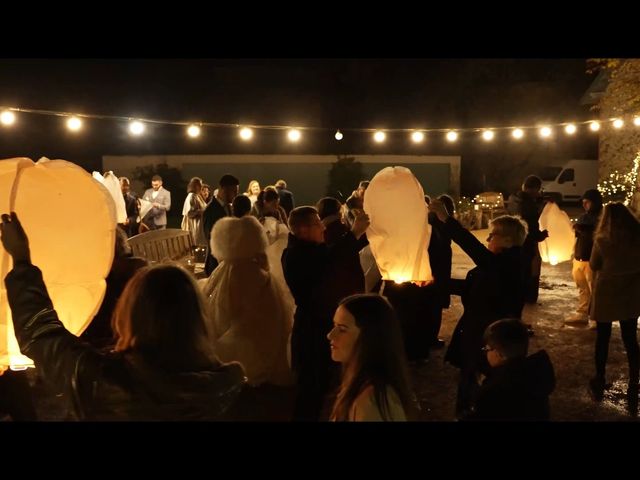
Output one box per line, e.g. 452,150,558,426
540,159,598,204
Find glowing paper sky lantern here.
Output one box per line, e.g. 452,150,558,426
1,158,116,369
538,201,574,265
363,166,432,283
92,171,127,223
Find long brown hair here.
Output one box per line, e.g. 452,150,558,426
330,294,414,421
594,202,640,247
112,264,216,372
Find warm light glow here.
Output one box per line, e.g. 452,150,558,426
239,127,253,140
446,131,458,142
393,276,409,284
287,129,301,142
590,121,601,132
187,125,201,138
564,124,576,135
129,121,145,135
549,255,559,266
482,130,494,141
373,131,386,143
634,117,640,127
411,131,424,143
66,117,82,131
613,118,624,129
1,110,16,126
512,128,524,139
540,126,552,138
335,130,343,140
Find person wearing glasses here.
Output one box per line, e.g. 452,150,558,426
429,199,529,418
465,319,555,421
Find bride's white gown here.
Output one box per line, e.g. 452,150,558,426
201,216,294,386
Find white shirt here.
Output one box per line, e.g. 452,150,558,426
152,190,159,200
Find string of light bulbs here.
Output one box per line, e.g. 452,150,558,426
2,105,640,144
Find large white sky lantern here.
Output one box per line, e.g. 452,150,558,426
1,158,116,369
363,166,432,283
538,201,574,266
92,171,127,224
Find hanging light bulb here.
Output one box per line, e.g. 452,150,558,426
613,118,624,129
239,127,253,140
564,124,577,135
129,121,145,136
589,121,601,132
373,131,386,143
66,116,82,131
335,130,343,140
187,124,201,138
1,110,16,126
539,126,552,138
512,128,524,139
482,130,494,141
633,117,640,127
411,131,424,143
446,131,458,142
287,129,301,142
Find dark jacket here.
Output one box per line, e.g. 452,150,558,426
121,192,139,237
281,231,364,372
442,217,525,373
202,198,229,275
508,191,546,254
428,214,453,309
277,188,295,217
5,262,246,421
467,350,555,421
573,207,602,261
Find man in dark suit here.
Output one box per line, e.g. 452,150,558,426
119,177,139,237
202,174,239,276
282,206,369,420
275,179,295,218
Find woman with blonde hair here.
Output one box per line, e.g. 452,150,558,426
328,294,415,421
244,180,261,207
0,212,246,420
588,202,640,414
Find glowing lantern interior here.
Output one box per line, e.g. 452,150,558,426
363,166,432,283
538,201,574,265
1,158,116,369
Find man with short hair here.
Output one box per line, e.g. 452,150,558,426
282,205,369,420
203,174,239,275
141,175,171,230
275,179,295,217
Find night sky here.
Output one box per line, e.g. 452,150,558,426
0,59,599,194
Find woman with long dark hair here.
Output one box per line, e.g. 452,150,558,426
327,294,414,421
589,202,640,414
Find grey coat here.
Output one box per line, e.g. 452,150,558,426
589,238,640,322
142,187,171,227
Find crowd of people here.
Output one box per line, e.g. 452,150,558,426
1,171,639,422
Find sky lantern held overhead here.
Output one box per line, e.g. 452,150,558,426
538,201,575,265
363,166,432,284
0,157,116,369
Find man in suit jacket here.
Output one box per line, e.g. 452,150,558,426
203,174,239,275
141,175,171,230
119,177,140,237
275,179,295,218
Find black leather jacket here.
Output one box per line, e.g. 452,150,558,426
5,262,246,421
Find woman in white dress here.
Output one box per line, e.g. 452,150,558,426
201,215,294,386
181,177,207,246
